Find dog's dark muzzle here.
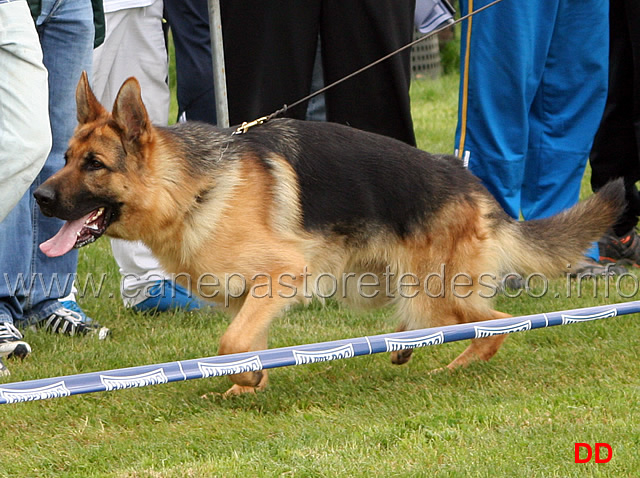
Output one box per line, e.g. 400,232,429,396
34,183,58,217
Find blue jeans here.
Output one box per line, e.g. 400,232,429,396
0,0,94,326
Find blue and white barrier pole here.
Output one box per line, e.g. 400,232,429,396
1,301,638,404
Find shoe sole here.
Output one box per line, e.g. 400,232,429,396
600,256,639,268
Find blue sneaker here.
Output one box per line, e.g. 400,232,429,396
132,280,210,313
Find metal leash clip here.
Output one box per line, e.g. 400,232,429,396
232,116,269,135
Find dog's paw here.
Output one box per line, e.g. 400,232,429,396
428,366,453,375
223,370,269,398
222,384,259,398
390,349,413,365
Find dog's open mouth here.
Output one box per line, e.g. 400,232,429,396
40,207,111,257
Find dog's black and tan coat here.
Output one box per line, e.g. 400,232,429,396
35,73,624,395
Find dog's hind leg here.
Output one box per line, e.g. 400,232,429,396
437,309,511,372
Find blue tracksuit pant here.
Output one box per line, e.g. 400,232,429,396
454,0,608,259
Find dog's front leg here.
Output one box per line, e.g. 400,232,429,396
218,291,294,397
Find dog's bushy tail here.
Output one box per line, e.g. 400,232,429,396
497,179,626,277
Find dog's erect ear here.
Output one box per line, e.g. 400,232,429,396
76,71,107,124
112,77,151,144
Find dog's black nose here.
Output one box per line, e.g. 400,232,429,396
34,184,57,212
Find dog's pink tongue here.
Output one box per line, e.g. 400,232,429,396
40,213,91,257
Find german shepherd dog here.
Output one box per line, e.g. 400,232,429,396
35,73,624,396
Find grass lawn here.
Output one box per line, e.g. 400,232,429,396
1,73,639,477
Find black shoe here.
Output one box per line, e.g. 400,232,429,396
599,230,640,267
0,322,32,377
38,306,110,340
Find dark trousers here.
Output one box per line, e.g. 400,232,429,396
220,0,417,146
590,0,640,236
164,0,217,124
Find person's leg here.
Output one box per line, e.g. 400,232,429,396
111,240,169,309
92,2,170,123
321,0,416,145
111,240,207,312
520,0,608,264
590,0,640,264
0,193,34,325
0,189,35,369
91,2,194,310
164,0,217,124
220,0,321,124
26,0,100,328
0,0,50,324
455,0,556,218
591,0,640,232
0,1,51,373
522,0,609,219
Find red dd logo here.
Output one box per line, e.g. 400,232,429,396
574,443,613,463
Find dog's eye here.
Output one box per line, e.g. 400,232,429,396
87,160,104,171
84,153,105,171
